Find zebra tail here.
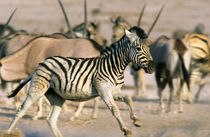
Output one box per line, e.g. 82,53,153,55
178,54,190,90
7,75,32,98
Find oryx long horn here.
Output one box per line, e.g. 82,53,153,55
137,3,146,26
57,0,74,38
0,8,17,37
83,0,87,38
147,5,165,37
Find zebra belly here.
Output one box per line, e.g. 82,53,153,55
53,84,99,101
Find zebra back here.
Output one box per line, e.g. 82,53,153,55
184,33,210,60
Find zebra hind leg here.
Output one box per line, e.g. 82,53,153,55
167,78,174,112
7,84,47,134
45,88,65,137
194,73,208,103
113,93,142,127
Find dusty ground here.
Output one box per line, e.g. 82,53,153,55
0,0,210,137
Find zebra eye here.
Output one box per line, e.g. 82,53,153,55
136,47,141,51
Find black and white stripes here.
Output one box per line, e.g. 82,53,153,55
7,26,154,137
183,33,210,103
31,26,154,97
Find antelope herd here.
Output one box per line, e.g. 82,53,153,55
0,0,209,137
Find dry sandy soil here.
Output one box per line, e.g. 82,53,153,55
0,0,210,137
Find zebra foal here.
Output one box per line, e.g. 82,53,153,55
6,26,154,137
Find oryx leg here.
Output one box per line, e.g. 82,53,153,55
70,97,99,121
62,102,68,112
45,89,65,137
194,73,208,102
113,93,141,127
130,67,139,98
92,97,99,119
99,87,132,137
155,65,167,112
8,82,24,109
33,97,45,120
7,81,49,133
138,69,146,97
167,79,174,112
70,101,86,121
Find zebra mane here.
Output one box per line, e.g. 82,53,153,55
102,35,130,56
129,26,148,39
102,26,147,57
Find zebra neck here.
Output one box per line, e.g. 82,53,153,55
101,36,130,75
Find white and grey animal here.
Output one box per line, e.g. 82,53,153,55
7,26,154,137
149,35,191,113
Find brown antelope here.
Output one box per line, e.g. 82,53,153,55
0,0,106,120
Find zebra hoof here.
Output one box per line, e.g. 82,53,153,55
133,119,142,127
124,129,132,137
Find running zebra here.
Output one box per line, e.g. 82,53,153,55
183,33,210,103
7,26,154,137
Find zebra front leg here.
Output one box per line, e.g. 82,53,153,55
113,93,142,127
47,105,63,137
45,89,65,137
70,101,86,121
167,79,174,112
99,90,132,137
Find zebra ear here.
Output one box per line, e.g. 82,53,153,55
124,29,133,39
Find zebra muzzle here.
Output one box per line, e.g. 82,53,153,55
144,60,154,74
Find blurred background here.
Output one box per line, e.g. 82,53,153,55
0,0,210,137
0,0,210,42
